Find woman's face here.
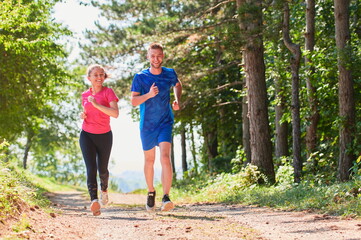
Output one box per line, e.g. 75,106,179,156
87,67,106,87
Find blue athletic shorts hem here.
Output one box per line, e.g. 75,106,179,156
140,125,173,151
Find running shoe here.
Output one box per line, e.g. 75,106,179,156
146,191,156,211
161,194,174,211
90,199,101,216
100,190,109,206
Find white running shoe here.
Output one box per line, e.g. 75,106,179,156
161,194,174,211
90,199,101,216
146,191,156,212
100,191,109,206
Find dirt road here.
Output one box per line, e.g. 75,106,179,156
2,191,361,240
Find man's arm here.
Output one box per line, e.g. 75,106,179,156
131,83,159,106
172,81,182,111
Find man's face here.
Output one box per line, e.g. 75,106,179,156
147,48,164,69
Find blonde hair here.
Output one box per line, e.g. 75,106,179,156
86,64,108,78
147,42,164,53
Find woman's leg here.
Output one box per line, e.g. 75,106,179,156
79,130,98,201
94,131,113,192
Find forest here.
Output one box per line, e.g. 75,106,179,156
1,0,361,192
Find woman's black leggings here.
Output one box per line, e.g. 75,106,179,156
79,130,112,201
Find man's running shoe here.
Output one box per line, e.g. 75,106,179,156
100,190,109,206
146,191,156,211
161,194,174,211
90,199,101,216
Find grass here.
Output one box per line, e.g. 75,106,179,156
0,159,87,224
0,161,48,222
1,153,360,227
171,171,361,218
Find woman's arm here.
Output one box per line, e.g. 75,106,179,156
88,96,119,118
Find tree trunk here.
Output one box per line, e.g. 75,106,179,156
283,1,302,183
180,127,188,177
305,0,320,164
203,126,218,172
23,131,34,169
275,74,289,158
236,0,275,183
189,122,199,175
242,76,251,164
334,0,355,181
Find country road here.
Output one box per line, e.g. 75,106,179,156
2,191,361,240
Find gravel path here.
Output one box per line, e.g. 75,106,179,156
2,191,360,240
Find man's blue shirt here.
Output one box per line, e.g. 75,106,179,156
131,67,179,132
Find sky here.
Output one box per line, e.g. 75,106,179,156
52,0,183,176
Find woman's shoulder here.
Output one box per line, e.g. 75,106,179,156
103,86,118,96
82,88,91,96
102,86,115,93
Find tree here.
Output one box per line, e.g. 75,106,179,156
0,0,70,141
334,0,355,181
305,0,320,163
283,1,302,183
236,0,275,183
84,0,244,174
0,0,86,185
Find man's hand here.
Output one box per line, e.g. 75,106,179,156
172,100,180,111
148,82,159,98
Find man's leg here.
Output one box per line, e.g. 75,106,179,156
144,147,156,192
159,142,173,195
144,147,156,211
159,142,174,211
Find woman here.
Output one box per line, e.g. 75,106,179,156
79,64,119,216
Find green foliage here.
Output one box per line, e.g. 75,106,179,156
83,0,361,185
84,0,244,175
0,0,85,186
275,157,294,186
173,171,361,217
230,147,247,173
350,155,361,176
11,214,31,233
0,141,86,227
0,0,71,141
2,0,86,184
0,158,50,223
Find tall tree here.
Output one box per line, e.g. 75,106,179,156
283,1,302,183
85,0,244,174
334,0,355,181
236,0,275,183
242,78,251,163
180,125,188,176
274,71,289,158
0,0,70,141
305,0,320,163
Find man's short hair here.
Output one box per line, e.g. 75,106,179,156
148,42,164,52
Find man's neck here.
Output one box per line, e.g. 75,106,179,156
150,66,162,75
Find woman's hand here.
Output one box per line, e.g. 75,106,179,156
80,112,87,119
88,95,96,104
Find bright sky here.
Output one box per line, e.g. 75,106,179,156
53,1,182,176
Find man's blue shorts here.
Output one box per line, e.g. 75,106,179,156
140,124,173,151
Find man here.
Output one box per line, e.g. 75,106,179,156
131,42,182,211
